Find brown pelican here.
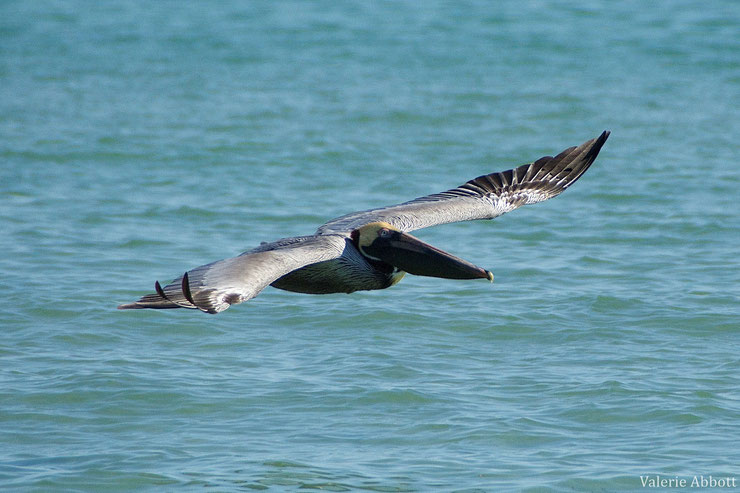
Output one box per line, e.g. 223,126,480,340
119,131,609,314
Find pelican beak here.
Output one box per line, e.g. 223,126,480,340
363,229,494,281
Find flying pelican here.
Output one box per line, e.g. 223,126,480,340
118,131,609,314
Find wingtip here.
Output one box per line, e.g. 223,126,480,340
181,272,196,306
590,130,610,157
154,280,168,300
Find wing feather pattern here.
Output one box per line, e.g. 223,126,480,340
318,131,609,234
119,132,608,314
118,235,347,314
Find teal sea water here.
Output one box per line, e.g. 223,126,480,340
2,1,739,491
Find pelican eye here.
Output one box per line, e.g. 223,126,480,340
379,228,392,238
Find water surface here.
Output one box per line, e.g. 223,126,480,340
2,1,739,491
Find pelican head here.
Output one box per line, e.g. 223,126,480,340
351,222,494,281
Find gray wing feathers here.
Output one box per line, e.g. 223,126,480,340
119,132,608,314
118,235,347,314
318,131,609,234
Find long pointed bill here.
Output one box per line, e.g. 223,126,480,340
365,230,494,281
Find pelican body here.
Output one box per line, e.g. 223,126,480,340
119,132,609,314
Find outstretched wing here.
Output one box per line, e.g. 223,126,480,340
118,235,347,314
318,131,609,234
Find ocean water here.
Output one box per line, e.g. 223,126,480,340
2,1,739,491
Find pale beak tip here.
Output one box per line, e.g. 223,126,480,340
486,270,494,283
